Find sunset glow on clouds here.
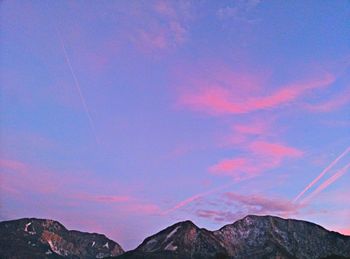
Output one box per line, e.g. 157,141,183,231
1,0,350,250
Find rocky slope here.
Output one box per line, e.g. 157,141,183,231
214,215,350,259
1,215,349,259
115,215,350,259
0,218,124,259
125,220,227,258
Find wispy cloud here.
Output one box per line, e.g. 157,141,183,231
162,182,235,215
209,141,303,180
128,0,192,53
249,141,303,158
233,120,270,135
196,192,302,223
0,157,162,219
216,0,261,23
0,159,28,172
73,193,131,203
73,192,160,214
179,73,335,115
209,158,247,174
304,88,350,112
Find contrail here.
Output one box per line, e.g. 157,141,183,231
300,162,350,204
45,2,99,144
161,182,235,215
293,147,350,202
55,28,99,144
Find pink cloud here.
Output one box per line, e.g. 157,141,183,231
224,192,300,214
137,29,168,50
209,158,246,173
162,193,206,215
162,143,194,160
0,158,128,201
128,1,191,53
73,193,131,203
83,194,162,216
196,192,302,222
220,117,276,147
209,141,303,180
207,157,265,180
0,159,28,172
0,159,61,195
162,182,235,215
95,195,130,203
196,209,241,222
179,73,335,115
154,1,177,17
123,203,161,215
0,157,163,221
249,141,304,158
233,120,270,135
304,88,350,112
216,0,261,21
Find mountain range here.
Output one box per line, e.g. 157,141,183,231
1,215,349,259
0,218,124,258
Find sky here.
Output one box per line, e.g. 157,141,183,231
0,0,350,250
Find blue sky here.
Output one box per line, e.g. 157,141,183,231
1,0,350,249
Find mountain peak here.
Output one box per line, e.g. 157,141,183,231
170,220,198,230
0,218,124,258
134,218,226,257
118,215,350,259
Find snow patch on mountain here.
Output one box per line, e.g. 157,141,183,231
24,222,36,235
164,241,177,251
48,240,62,256
166,226,181,241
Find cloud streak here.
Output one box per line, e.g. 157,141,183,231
249,141,303,158
300,162,350,204
293,147,350,202
55,26,99,144
196,192,302,223
180,73,335,115
209,141,303,180
305,88,350,112
162,182,235,215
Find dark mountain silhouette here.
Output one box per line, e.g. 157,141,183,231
115,215,350,259
1,215,349,259
0,218,124,258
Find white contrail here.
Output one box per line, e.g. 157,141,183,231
55,27,99,144
161,182,235,215
300,162,350,204
293,147,350,202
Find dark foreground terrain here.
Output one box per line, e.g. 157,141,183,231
1,215,349,259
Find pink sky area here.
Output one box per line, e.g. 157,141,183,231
1,0,350,250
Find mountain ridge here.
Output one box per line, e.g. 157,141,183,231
0,217,124,259
1,215,349,259
115,215,350,259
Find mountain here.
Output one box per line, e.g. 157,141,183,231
117,220,227,259
214,215,350,259
115,215,350,259
0,218,124,259
1,215,349,259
